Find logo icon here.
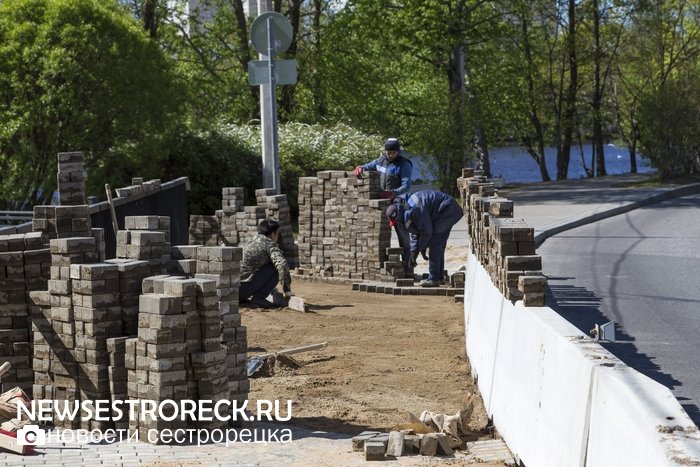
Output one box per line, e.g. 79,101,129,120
16,425,45,446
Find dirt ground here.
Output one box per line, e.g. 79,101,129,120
243,279,506,464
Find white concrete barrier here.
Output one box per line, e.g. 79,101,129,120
587,365,700,466
464,253,504,412
463,250,700,467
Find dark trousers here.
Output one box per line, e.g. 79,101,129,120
427,229,451,282
394,221,412,274
239,263,279,302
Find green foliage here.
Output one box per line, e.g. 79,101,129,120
638,78,700,178
162,125,262,215
223,122,381,213
0,0,181,208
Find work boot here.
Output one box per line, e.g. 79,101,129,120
419,279,441,288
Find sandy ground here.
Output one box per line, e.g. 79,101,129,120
242,280,508,465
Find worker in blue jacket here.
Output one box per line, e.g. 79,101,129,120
385,190,463,287
353,138,414,274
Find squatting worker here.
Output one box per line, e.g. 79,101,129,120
353,138,414,275
384,190,463,288
239,218,292,309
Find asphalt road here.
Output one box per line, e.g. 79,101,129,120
538,193,700,425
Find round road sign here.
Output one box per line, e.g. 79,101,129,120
250,12,293,56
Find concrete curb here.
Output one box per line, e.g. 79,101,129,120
534,182,700,246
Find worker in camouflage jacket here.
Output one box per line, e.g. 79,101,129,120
240,218,292,309
385,190,463,287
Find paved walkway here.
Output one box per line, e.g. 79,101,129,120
0,423,513,466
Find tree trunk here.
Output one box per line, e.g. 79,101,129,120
592,0,607,176
463,48,491,177
142,0,158,38
312,0,326,119
629,120,638,173
232,0,259,120
557,0,577,180
522,13,550,182
279,0,302,121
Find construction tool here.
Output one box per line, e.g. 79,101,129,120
246,342,328,376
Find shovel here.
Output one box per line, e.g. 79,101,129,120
246,342,328,376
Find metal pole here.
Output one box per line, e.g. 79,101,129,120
257,0,278,192
266,17,280,194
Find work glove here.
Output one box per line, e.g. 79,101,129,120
379,190,395,200
352,165,365,177
420,249,429,261
283,290,293,299
409,251,419,269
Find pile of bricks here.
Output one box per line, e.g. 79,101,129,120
457,169,546,306
115,177,162,198
297,171,398,281
0,151,252,444
353,430,455,460
189,187,297,266
0,233,48,393
40,237,100,428
57,152,85,205
188,215,220,247
195,247,243,398
70,262,122,430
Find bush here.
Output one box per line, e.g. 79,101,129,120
222,123,382,215
639,78,700,178
162,126,262,215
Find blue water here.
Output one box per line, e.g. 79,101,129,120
489,144,654,184
410,144,654,185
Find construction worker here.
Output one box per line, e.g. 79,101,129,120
353,138,414,274
239,218,292,309
385,190,463,287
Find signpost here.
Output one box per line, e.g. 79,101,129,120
249,11,296,194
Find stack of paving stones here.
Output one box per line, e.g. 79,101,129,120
353,430,454,460
118,216,171,262
106,336,129,429
43,236,100,429
127,274,234,441
167,245,199,276
188,215,220,246
219,187,245,246
194,247,248,412
110,216,170,333
115,177,162,198
297,170,398,281
190,187,296,265
255,189,297,267
456,170,546,306
57,151,86,205
0,232,48,393
70,262,122,430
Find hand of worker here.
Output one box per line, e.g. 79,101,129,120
409,251,418,269
379,190,395,200
352,165,364,177
420,249,429,261
283,291,293,299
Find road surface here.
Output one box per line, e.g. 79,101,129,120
539,193,700,425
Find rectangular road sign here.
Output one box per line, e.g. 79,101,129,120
248,59,297,86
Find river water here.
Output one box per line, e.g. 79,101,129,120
411,144,655,185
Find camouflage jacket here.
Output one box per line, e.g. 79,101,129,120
240,233,291,288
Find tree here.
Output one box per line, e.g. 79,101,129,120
0,0,182,209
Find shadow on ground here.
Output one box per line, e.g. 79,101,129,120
546,279,699,426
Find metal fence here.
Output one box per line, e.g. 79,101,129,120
0,177,190,259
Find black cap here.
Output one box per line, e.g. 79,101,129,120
384,138,401,151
